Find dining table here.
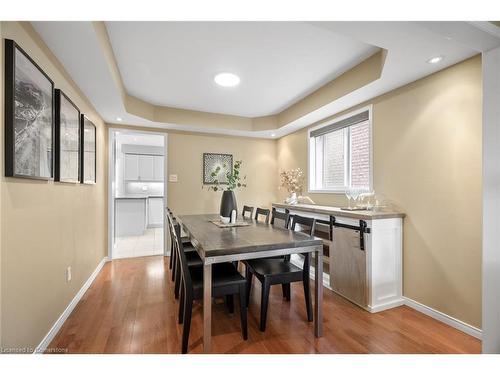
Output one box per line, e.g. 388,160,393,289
177,213,324,353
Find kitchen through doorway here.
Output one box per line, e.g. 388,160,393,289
108,129,167,259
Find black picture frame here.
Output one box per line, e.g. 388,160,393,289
4,39,55,180
55,89,81,183
80,114,97,184
203,153,233,185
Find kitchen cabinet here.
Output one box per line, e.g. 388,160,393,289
124,154,139,181
153,155,164,181
124,153,163,181
115,198,146,236
148,197,164,227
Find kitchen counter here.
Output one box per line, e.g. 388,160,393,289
272,203,405,220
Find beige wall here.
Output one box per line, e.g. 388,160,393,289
0,22,107,349
109,125,278,215
278,55,483,328
167,132,278,215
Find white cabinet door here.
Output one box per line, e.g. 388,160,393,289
153,155,164,181
138,155,154,181
124,154,139,180
148,197,164,227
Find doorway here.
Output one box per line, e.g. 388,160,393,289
108,129,167,259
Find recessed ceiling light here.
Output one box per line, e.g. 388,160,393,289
116,117,123,122
214,72,240,87
271,133,276,137
427,56,443,64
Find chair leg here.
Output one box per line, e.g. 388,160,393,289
181,295,193,354
245,266,253,307
178,285,185,324
260,279,271,332
303,253,313,322
239,284,248,340
282,283,291,301
226,294,234,314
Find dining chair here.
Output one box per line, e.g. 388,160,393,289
166,212,202,299
244,214,316,331
242,205,254,219
254,207,271,224
170,218,248,353
166,207,192,271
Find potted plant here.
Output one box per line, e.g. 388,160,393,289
279,168,305,205
205,160,247,218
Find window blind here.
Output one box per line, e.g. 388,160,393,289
310,110,370,138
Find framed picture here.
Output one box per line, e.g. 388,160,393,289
55,89,80,183
80,114,96,184
4,39,55,180
203,153,233,184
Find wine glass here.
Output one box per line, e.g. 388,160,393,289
345,188,352,209
350,188,360,208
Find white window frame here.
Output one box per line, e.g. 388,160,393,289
308,105,373,194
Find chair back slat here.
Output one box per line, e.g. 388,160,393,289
255,207,270,224
291,215,316,236
242,205,254,218
270,207,290,229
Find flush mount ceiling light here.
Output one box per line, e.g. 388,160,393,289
214,72,240,87
427,56,443,64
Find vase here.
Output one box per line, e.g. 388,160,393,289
220,190,237,218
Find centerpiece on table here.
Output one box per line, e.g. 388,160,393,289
279,168,305,205
205,160,247,219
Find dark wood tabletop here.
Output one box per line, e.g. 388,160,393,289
178,214,322,258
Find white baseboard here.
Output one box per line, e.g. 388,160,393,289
34,257,108,354
292,255,482,340
403,297,482,340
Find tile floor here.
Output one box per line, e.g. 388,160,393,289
113,227,164,259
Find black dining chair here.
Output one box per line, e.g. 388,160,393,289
254,207,271,224
166,212,202,299
167,207,192,271
242,205,254,219
170,218,248,353
244,214,316,331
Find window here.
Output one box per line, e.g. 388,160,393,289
309,108,372,192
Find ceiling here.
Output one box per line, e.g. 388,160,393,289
31,21,500,138
105,22,379,117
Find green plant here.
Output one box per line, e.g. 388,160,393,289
205,160,247,192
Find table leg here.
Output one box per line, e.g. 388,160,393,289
314,247,323,337
203,263,212,353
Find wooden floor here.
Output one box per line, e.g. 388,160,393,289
47,256,481,354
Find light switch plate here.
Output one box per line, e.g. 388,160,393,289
66,266,72,282
169,174,178,182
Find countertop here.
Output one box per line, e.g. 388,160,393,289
115,195,164,200
272,203,405,220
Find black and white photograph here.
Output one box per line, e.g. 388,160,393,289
55,89,80,183
203,153,233,184
81,115,96,184
4,39,54,179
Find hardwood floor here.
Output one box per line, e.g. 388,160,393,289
47,256,481,354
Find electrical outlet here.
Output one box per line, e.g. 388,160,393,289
66,266,72,282
169,174,178,182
